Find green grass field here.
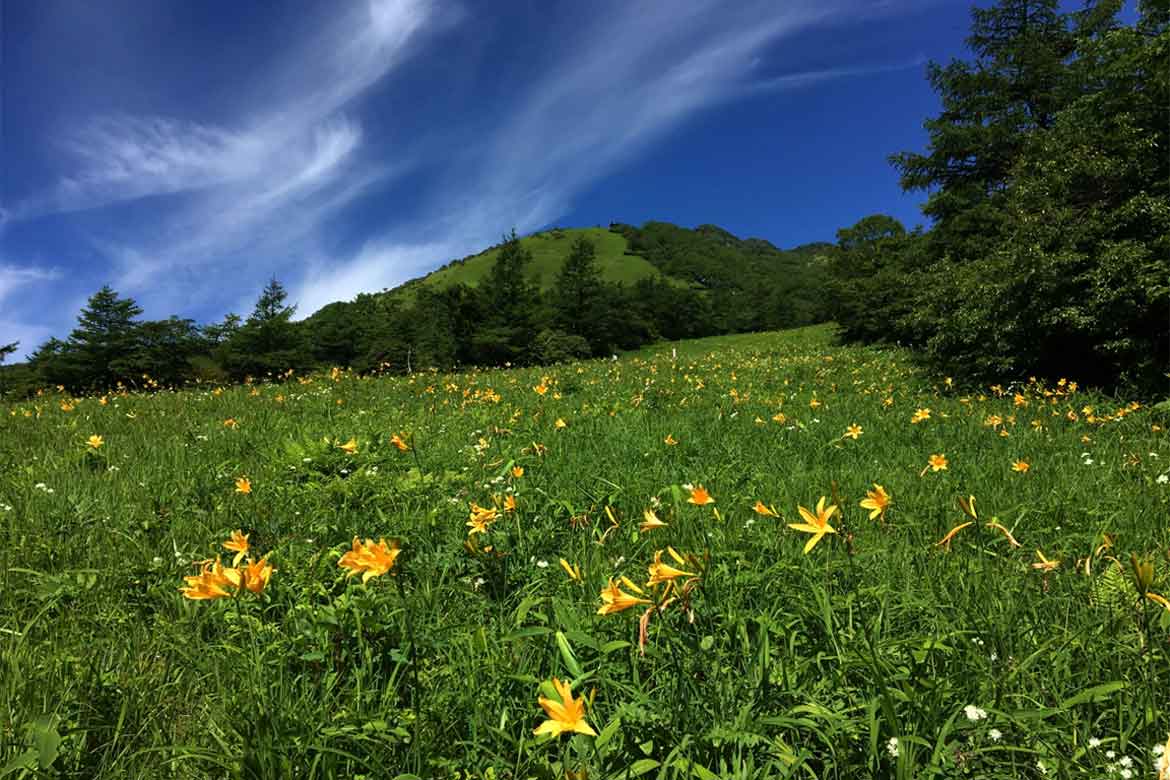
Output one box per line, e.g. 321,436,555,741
417,227,679,292
1,325,1167,779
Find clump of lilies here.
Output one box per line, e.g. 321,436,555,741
338,537,401,582
595,545,705,654
180,529,275,600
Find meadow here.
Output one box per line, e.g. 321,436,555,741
1,324,1167,779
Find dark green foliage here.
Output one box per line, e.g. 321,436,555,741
533,328,592,364
16,223,829,396
0,342,16,364
473,230,542,365
221,279,313,380
839,0,1169,395
826,216,924,345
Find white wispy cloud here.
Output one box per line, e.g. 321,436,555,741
14,0,439,311
0,264,63,306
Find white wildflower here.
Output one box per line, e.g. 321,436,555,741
988,728,1002,742
963,705,988,722
886,737,900,758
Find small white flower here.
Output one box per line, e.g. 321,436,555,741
1158,474,1169,485
1153,743,1166,757
536,560,549,569
1119,768,1131,779
988,728,1002,742
963,705,988,722
886,737,900,758
1106,750,1116,759
1089,738,1102,748
473,576,486,589
1036,759,1048,775
1119,756,1132,768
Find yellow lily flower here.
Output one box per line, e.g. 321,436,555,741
788,497,838,554
753,500,779,518
646,548,696,586
639,509,668,532
597,578,651,615
222,529,250,567
533,678,596,738
858,484,891,521
338,537,401,583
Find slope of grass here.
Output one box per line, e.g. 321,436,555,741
1,325,1167,778
421,227,677,292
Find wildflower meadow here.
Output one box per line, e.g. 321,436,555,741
1,324,1167,779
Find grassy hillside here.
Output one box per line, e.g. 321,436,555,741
3,325,1166,777
419,227,678,292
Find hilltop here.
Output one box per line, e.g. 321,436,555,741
347,221,831,302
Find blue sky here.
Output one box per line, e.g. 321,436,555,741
0,0,981,358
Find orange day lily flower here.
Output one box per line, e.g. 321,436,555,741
338,437,358,455
234,477,252,494
86,434,104,449
664,434,678,446
179,559,239,600
687,485,714,506
223,530,250,566
533,678,596,738
1012,460,1030,473
390,433,410,452
639,509,668,532
597,578,651,615
240,557,275,594
843,424,863,440
753,500,779,518
338,537,401,583
920,454,948,476
646,548,697,586
935,522,973,550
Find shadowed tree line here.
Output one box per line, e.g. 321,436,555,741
825,0,1168,395
0,224,829,397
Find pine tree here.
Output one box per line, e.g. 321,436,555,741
0,342,17,364
64,286,144,388
473,231,541,365
552,236,606,352
222,278,311,379
891,0,1075,260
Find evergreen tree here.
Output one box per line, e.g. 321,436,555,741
472,231,540,365
552,236,607,353
0,342,17,364
891,0,1075,260
222,278,312,379
45,286,145,389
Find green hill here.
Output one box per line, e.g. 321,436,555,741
375,221,830,302
300,221,834,373
413,227,680,293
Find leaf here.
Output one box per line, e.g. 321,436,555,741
628,759,660,776
1060,681,1126,709
594,716,622,752
556,631,583,678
